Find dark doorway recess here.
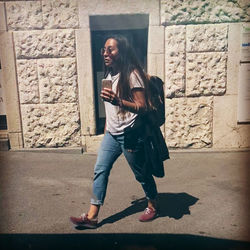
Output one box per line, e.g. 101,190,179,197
0,115,7,130
90,15,149,134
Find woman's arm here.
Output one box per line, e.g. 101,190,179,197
122,88,146,114
100,88,146,114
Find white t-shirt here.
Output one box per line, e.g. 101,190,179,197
104,71,144,135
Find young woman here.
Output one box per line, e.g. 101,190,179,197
70,35,159,228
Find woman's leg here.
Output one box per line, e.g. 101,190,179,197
121,135,159,222
120,135,158,208
70,132,122,227
88,132,122,218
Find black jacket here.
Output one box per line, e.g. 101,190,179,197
124,114,169,178
144,115,169,178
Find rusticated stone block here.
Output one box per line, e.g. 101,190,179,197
42,0,79,29
165,52,185,98
165,97,213,148
165,26,186,98
6,1,42,30
187,24,228,52
16,60,39,104
186,52,227,96
14,29,76,59
165,25,186,52
161,0,250,25
38,58,78,103
21,103,81,148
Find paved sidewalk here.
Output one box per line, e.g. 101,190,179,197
0,150,249,249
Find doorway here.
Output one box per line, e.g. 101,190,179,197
90,14,149,134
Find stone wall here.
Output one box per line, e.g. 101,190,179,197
162,0,250,149
161,0,250,25
164,24,228,148
5,0,81,148
1,0,250,151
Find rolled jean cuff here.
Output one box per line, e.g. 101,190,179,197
90,198,103,206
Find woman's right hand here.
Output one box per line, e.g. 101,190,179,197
100,88,121,106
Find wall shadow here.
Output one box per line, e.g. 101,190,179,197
0,233,249,250
96,192,199,227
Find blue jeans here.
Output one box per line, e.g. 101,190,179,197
91,132,158,205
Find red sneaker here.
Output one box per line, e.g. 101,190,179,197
70,213,98,229
139,207,158,222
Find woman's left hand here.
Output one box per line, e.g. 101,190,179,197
100,88,121,106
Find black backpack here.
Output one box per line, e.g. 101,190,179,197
147,76,165,127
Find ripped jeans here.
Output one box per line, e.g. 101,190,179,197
91,132,158,205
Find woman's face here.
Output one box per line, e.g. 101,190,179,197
102,38,119,68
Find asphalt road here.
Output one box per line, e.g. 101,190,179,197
0,150,249,249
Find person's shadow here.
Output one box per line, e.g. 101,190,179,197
76,192,199,229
